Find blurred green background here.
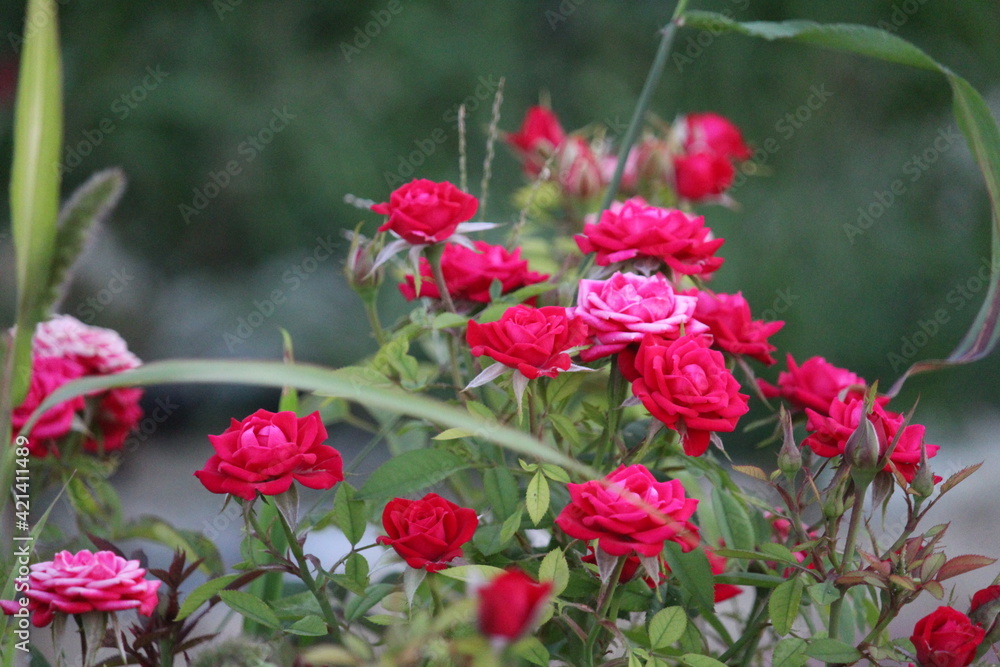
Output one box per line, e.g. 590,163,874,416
2,0,1000,443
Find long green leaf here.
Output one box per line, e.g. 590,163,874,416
9,0,63,405
681,12,1000,395
20,359,597,478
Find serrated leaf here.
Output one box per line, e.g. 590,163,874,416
218,590,281,629
664,542,716,614
772,636,809,667
473,509,523,556
175,574,240,621
511,636,549,667
681,654,727,667
332,482,367,546
731,464,770,482
924,580,945,599
758,543,799,564
548,412,582,446
649,607,687,649
936,554,997,581
940,462,983,495
344,583,395,623
769,577,804,635
538,549,569,596
807,581,840,606
526,471,550,526
358,448,471,500
712,488,755,552
432,312,469,330
287,614,329,636
483,466,519,521
804,638,862,663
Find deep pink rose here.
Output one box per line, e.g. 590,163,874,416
0,550,160,627
758,354,868,415
574,198,724,277
803,398,939,482
399,241,549,305
629,334,750,456
477,569,552,642
33,314,141,374
555,463,700,557
195,409,343,501
12,357,86,454
466,305,588,380
506,105,566,176
376,493,478,572
682,113,752,161
683,289,784,365
574,272,707,362
372,179,478,245
555,136,605,199
673,151,735,201
910,606,985,667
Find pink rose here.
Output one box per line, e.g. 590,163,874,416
372,179,478,245
477,569,552,642
682,113,752,161
466,305,588,380
684,289,784,365
758,354,868,415
399,241,549,305
0,550,160,627
376,493,478,572
12,357,86,454
803,398,939,482
574,272,707,362
673,151,735,201
506,105,566,176
910,606,985,667
195,409,344,501
555,463,700,557
574,198,724,277
628,334,750,456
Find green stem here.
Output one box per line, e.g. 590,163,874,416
275,504,343,640
583,555,628,665
596,357,627,469
829,483,869,642
364,298,386,346
427,243,458,314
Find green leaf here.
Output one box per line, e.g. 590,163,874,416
331,552,370,596
432,312,469,330
435,564,507,582
511,636,549,667
474,508,523,556
9,0,64,405
758,543,800,565
21,360,598,478
681,655,727,667
648,606,687,650
218,590,281,629
804,638,862,663
344,583,395,623
46,168,127,310
526,471,550,526
539,463,570,484
772,637,809,667
807,580,841,606
664,542,716,614
433,428,474,440
359,448,472,500
538,548,570,596
769,577,805,636
680,11,1000,395
175,574,241,621
332,482,368,546
483,466,519,521
287,615,329,636
549,413,581,446
712,488,755,552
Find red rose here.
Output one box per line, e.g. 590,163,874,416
758,354,868,416
574,198,724,277
506,105,566,176
194,410,343,501
372,179,478,245
0,550,160,628
555,464,700,557
376,493,478,572
683,289,784,365
574,272,707,362
803,398,939,482
399,241,549,305
682,113,752,161
673,151,735,201
477,568,553,642
629,334,750,456
911,606,985,667
466,305,588,380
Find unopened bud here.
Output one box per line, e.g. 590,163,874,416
777,406,802,477
910,440,935,498
344,228,381,298
845,416,881,487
